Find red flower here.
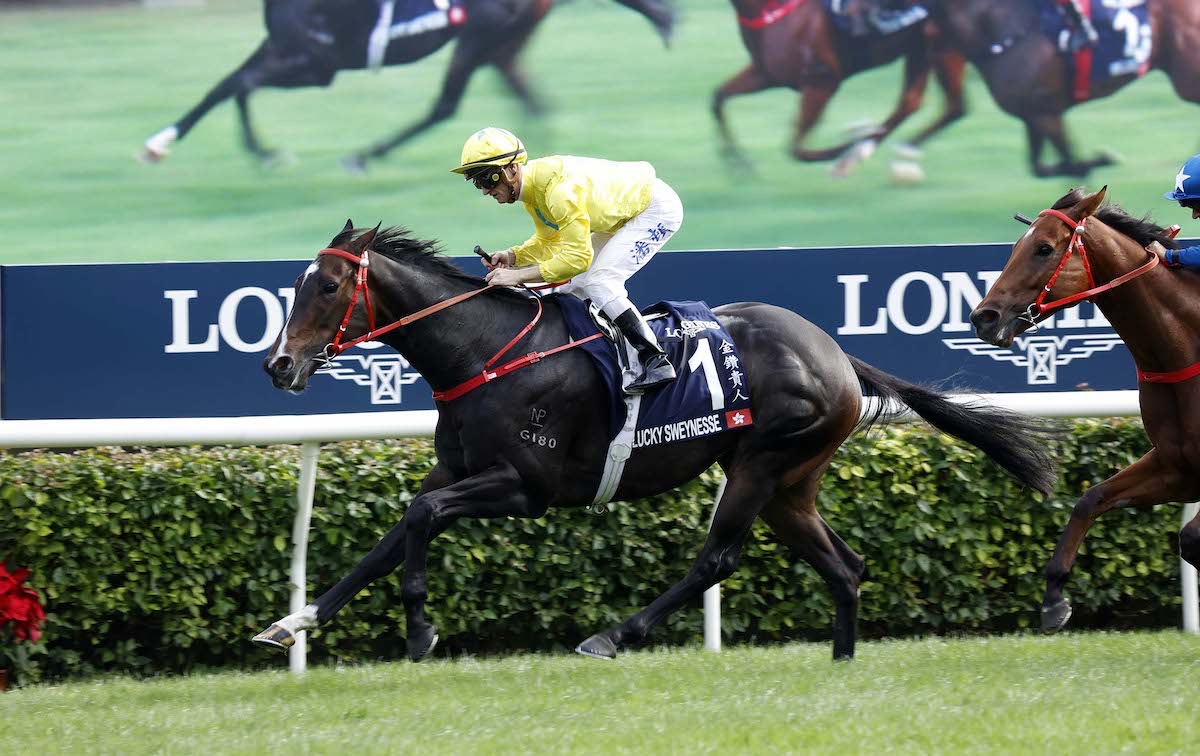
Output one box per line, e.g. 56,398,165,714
0,563,45,643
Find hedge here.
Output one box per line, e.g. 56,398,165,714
0,418,1186,683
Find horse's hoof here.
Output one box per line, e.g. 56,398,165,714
252,623,295,651
830,139,877,179
259,150,297,169
893,143,923,161
341,154,368,176
890,160,925,185
575,633,618,660
407,627,439,662
1040,598,1073,634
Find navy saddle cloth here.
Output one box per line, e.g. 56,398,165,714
555,295,754,448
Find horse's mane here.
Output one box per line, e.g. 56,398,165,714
1051,188,1180,249
334,225,534,303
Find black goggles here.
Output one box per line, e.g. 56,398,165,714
471,169,505,191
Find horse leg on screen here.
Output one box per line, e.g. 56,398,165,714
487,18,548,117
144,41,328,163
1042,449,1189,633
400,462,547,661
791,83,862,163
830,49,931,178
1026,113,1113,178
252,463,457,649
608,0,675,44
760,470,864,660
575,469,776,659
711,64,773,171
344,39,490,171
902,51,967,152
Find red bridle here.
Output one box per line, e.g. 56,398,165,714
1027,208,1159,319
1031,211,1200,384
314,247,602,401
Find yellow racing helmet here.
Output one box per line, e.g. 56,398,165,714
451,127,527,177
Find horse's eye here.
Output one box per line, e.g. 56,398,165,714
322,281,339,294
1036,243,1055,257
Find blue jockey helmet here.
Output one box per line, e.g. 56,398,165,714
1165,154,1200,201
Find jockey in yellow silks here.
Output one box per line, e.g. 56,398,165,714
453,127,683,394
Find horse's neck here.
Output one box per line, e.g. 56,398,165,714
1089,235,1200,375
370,263,545,390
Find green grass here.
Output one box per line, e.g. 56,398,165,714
1,0,1196,264
3,632,1197,753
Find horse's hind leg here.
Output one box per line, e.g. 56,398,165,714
1026,113,1112,178
609,0,675,45
142,41,331,164
344,39,488,172
575,468,778,659
761,470,863,660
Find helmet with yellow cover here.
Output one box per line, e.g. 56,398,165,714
451,127,527,186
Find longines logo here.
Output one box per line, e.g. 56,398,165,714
941,335,1126,385
316,353,422,405
838,271,1124,387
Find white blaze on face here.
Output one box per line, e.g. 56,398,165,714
269,262,319,362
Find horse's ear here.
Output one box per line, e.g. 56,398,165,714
353,222,382,252
1075,185,1107,219
342,219,354,233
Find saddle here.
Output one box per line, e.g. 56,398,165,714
1040,0,1152,101
556,296,755,505
368,0,468,69
823,0,928,38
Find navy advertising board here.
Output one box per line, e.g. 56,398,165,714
0,243,1154,420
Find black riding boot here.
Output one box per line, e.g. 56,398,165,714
613,308,676,394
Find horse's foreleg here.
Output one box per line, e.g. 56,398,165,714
400,462,545,662
252,463,457,651
791,82,860,164
712,64,772,173
344,41,485,172
902,50,967,152
1042,449,1187,633
575,470,773,659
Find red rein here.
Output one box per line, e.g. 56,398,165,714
316,248,602,401
1033,210,1200,384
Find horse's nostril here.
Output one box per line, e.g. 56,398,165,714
268,355,294,375
970,309,999,330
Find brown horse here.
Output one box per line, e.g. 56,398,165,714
912,0,1200,177
713,0,967,175
970,186,1198,632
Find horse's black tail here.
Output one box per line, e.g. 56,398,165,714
849,355,1059,497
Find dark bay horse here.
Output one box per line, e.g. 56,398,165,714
714,0,967,175
140,0,672,171
970,186,1198,632
256,222,1056,661
910,0,1200,177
